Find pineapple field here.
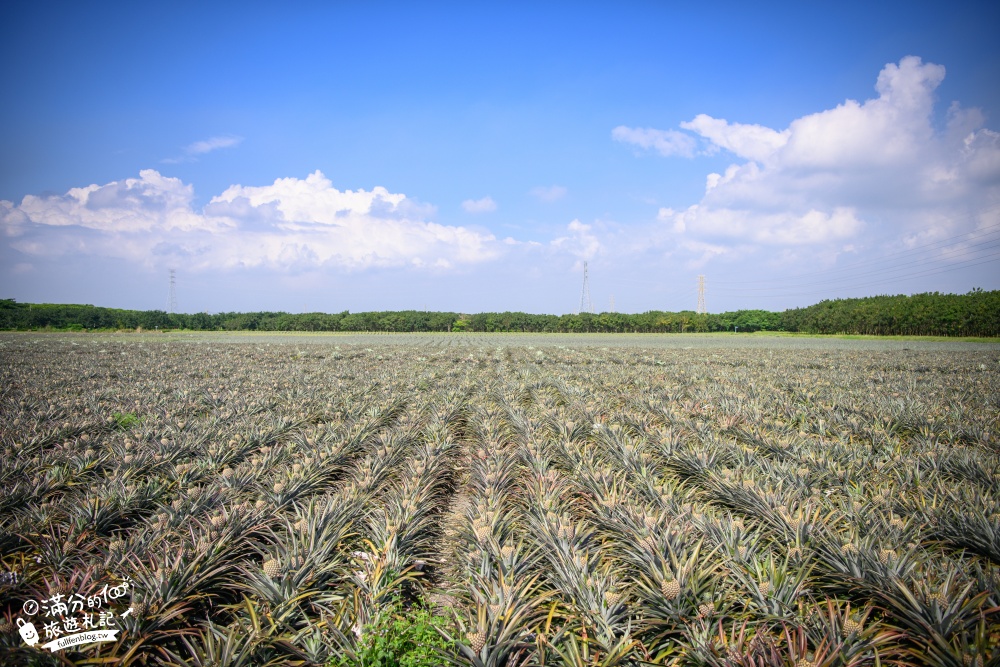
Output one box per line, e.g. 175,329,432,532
1,332,999,666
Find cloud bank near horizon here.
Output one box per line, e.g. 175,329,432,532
616,56,1000,256
1,170,502,273
2,57,997,310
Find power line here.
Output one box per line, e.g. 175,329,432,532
715,252,1000,299
713,217,1000,287
714,240,1000,293
696,275,706,314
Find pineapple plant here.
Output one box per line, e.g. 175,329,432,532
466,630,487,653
262,558,282,578
842,612,863,636
131,597,148,617
963,653,984,667
928,589,949,607
661,575,680,600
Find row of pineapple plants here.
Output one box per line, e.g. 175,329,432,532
2,335,998,665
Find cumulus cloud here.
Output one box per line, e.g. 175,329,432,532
551,219,601,260
612,126,696,157
669,205,864,245
530,185,568,202
0,170,501,272
642,56,1000,250
679,115,788,162
461,196,497,213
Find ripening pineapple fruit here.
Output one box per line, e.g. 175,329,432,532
255,499,267,510
263,558,281,578
843,614,863,637
604,591,622,606
878,549,896,565
273,482,286,494
698,602,714,618
0,617,12,634
758,580,771,596
789,547,802,560
841,542,857,554
466,630,487,653
109,539,125,553
132,598,147,617
211,515,226,529
929,590,949,608
661,577,680,600
796,658,816,667
963,653,983,667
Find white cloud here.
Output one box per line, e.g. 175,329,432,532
671,205,864,245
186,135,243,155
530,185,568,202
162,135,244,163
461,196,497,213
0,170,501,272
14,170,224,234
680,115,788,162
551,219,601,260
612,125,696,157
641,56,1000,251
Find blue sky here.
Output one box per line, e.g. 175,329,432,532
2,2,998,315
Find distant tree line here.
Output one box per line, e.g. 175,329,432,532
780,289,999,337
1,290,996,337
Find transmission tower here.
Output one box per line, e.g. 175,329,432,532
610,294,615,313
696,274,706,314
579,262,593,314
168,269,178,314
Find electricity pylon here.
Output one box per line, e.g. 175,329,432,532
696,275,706,314
579,262,593,314
168,269,178,314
